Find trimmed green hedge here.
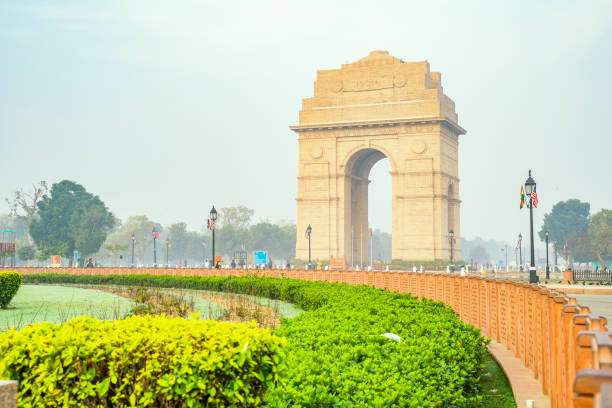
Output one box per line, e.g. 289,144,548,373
0,314,285,407
0,270,21,309
19,273,488,407
390,259,467,270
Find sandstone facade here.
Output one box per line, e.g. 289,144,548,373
292,51,465,262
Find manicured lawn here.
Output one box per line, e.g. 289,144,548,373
0,284,132,331
0,284,300,332
480,352,516,407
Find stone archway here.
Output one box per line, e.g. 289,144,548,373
292,51,465,263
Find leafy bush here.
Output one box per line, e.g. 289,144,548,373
0,315,285,407
0,271,22,309
22,273,488,407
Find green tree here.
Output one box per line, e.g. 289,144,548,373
219,206,254,229
167,222,208,264
586,209,612,267
104,216,158,265
538,199,590,262
17,245,36,264
4,181,48,244
247,222,295,262
371,229,392,262
104,243,129,267
29,180,115,263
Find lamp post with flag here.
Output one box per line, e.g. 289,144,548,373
523,170,539,283
207,206,218,268
152,227,159,268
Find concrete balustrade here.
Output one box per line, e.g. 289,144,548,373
7,267,612,407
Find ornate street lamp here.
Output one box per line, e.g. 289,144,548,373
152,227,159,268
518,233,523,271
524,170,538,283
545,231,550,280
306,224,312,265
209,206,218,268
131,232,135,267
449,229,455,271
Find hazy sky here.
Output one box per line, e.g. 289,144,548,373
1,1,611,248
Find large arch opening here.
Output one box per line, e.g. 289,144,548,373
344,148,391,267
369,158,392,263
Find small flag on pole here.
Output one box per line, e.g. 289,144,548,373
520,186,525,209
369,228,373,237
531,186,538,208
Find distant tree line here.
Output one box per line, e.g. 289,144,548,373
2,181,298,266
539,199,611,268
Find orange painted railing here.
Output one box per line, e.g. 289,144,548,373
12,267,612,407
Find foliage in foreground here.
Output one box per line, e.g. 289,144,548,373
23,273,488,407
0,271,22,309
0,314,285,408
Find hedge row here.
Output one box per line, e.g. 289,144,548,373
0,270,21,308
18,273,488,407
0,315,285,407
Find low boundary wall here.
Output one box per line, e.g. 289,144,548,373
10,267,612,408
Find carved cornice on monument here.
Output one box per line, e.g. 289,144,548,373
290,117,466,136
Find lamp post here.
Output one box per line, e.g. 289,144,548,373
545,231,550,280
306,224,312,266
449,229,455,271
152,227,158,268
518,233,523,271
524,170,538,284
166,238,170,267
514,247,518,268
131,232,135,267
209,206,217,268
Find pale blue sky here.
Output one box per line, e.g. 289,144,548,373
1,1,611,248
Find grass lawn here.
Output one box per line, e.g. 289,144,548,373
480,351,516,407
0,284,132,332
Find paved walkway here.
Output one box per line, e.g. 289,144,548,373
571,294,612,322
544,284,612,322
488,340,550,408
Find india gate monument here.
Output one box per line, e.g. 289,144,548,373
291,51,466,263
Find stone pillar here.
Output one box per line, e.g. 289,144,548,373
0,381,17,408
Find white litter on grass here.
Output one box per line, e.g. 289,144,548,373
380,333,402,342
